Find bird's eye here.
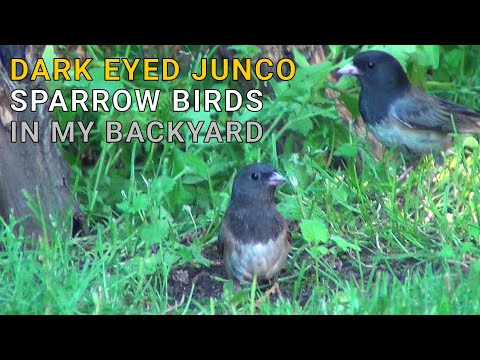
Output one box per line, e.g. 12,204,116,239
368,62,375,69
251,172,259,181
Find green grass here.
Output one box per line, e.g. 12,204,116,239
1,45,480,314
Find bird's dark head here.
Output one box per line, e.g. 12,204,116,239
337,50,411,93
231,163,286,203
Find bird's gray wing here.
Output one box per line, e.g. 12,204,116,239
391,88,480,134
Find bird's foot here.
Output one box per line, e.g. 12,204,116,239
255,281,283,307
397,164,415,184
272,281,283,299
233,281,242,292
264,281,283,299
434,154,445,169
397,156,420,184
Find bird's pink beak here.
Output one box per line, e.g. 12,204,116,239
268,172,286,186
337,63,361,77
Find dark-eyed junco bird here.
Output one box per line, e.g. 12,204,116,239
337,50,480,173
218,163,291,296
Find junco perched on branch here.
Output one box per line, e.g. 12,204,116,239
337,50,480,176
218,163,291,296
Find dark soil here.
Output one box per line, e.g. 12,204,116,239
168,245,227,304
166,232,472,309
166,241,349,307
166,243,309,306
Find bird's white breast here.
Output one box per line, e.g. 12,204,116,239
228,235,289,283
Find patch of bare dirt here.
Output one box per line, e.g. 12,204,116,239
166,229,471,309
168,245,227,304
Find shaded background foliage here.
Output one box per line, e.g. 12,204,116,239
50,45,480,229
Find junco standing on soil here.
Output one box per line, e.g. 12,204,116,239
218,163,291,296
336,50,480,175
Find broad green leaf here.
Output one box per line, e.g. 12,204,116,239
460,242,474,255
116,193,149,214
292,46,310,68
328,45,345,59
139,219,170,244
227,45,261,58
43,45,57,75
443,48,464,73
152,176,175,196
469,224,480,239
334,143,359,158
331,235,360,252
471,260,480,274
191,245,211,266
277,197,303,221
415,45,440,69
132,193,149,212
288,117,313,136
163,250,181,268
300,219,329,244
365,45,417,68
273,61,334,100
332,184,349,204
463,136,479,149
316,246,329,255
185,154,209,179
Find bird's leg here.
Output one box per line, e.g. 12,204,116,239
429,153,446,182
397,156,419,184
233,280,242,292
264,278,283,299
273,280,283,299
255,279,283,307
434,153,445,169
397,163,416,183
